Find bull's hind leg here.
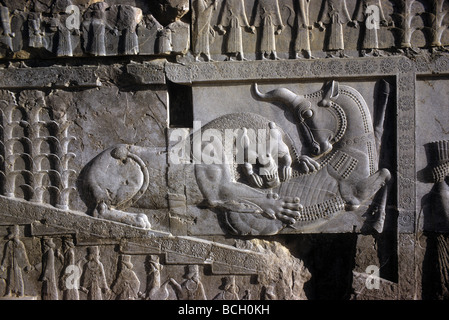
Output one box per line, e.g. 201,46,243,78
80,145,152,229
340,168,392,233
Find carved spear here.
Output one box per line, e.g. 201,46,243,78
374,79,390,156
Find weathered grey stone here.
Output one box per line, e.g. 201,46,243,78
148,0,189,26
351,271,398,300
0,0,449,302
0,66,101,87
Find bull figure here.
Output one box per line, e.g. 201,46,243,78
242,80,392,234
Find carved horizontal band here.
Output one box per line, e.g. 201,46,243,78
0,53,445,88
166,55,449,84
0,66,101,88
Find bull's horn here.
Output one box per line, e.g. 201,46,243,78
252,83,301,109
319,80,340,107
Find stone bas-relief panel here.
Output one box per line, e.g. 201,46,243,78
0,224,310,300
75,76,395,237
190,0,449,62
0,84,169,230
416,78,449,233
179,79,395,236
1,0,449,302
0,0,191,59
0,0,449,60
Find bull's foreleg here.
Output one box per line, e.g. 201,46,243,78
339,168,392,232
361,178,392,233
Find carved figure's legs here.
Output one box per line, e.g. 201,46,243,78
194,52,215,62
361,49,386,57
294,49,315,59
325,49,349,58
260,51,280,60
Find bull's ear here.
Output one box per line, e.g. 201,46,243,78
319,80,339,107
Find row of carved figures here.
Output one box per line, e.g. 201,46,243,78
0,226,267,300
194,0,449,61
0,89,76,209
1,0,449,59
0,2,189,57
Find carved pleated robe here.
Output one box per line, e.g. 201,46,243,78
83,17,106,56
121,28,139,55
117,5,141,55
52,16,73,57
294,0,312,53
60,247,79,300
354,0,386,50
193,0,215,56
57,26,73,57
218,0,250,54
81,259,108,300
39,246,58,300
252,0,283,53
318,0,352,51
28,16,45,48
1,238,30,296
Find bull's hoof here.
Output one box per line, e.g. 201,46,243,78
136,213,152,229
95,205,152,229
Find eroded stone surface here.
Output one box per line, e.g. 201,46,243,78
0,0,447,301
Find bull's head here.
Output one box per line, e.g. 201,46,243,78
252,81,342,157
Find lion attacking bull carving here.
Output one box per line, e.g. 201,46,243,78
78,80,392,236
244,80,392,234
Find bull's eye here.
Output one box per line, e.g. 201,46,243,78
301,109,314,119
